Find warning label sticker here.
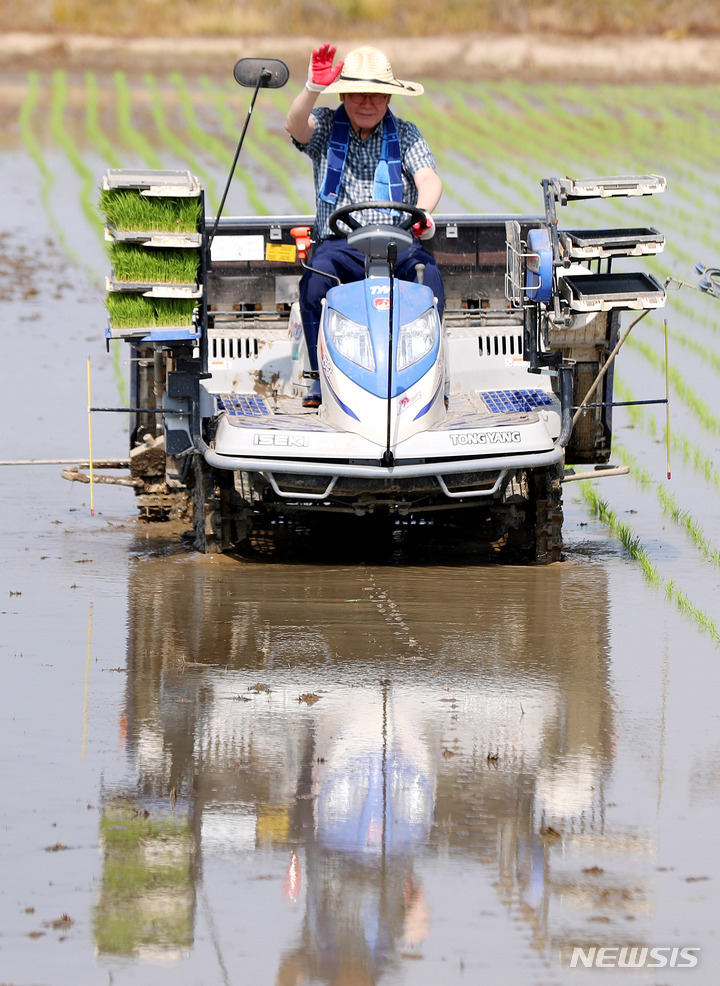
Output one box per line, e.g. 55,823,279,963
265,243,297,263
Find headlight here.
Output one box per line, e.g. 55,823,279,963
326,309,375,370
397,309,437,370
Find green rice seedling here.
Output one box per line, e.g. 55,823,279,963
202,77,311,214
409,89,529,211
581,483,720,644
627,336,720,436
668,431,720,487
615,375,720,490
85,72,122,170
51,70,102,235
108,243,199,284
614,377,658,436
662,291,716,337
463,81,613,183
657,487,720,566
612,444,654,488
144,73,220,212
656,317,720,371
151,298,197,326
168,73,266,214
665,581,720,639
652,88,720,185
612,440,720,567
19,72,77,260
511,85,720,257
99,188,201,233
106,293,196,329
114,71,164,169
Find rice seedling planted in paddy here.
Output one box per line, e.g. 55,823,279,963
580,484,720,643
144,73,221,212
168,72,267,214
113,70,164,170
612,441,720,567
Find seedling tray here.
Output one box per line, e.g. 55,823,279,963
559,272,666,312
105,276,202,298
104,225,202,248
106,323,200,341
102,168,201,197
560,227,665,258
556,175,666,199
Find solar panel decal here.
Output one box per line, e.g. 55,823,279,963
481,390,554,414
217,394,269,416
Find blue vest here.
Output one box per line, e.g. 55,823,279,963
319,105,404,205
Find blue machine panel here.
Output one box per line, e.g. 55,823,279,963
217,394,269,417
481,389,554,414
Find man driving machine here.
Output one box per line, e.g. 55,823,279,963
286,43,444,407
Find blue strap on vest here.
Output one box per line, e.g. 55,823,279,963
319,105,404,205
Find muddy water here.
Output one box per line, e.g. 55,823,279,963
2,119,720,985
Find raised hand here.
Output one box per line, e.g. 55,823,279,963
306,42,343,92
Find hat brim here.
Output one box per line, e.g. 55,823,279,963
323,77,424,96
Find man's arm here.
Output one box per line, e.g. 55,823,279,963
286,42,343,145
286,87,318,145
414,166,443,213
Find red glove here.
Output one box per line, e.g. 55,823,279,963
412,211,435,241
306,43,343,92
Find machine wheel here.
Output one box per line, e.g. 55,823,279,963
500,461,564,563
128,346,194,522
192,456,251,554
528,459,564,564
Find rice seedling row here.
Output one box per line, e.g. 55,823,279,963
612,441,720,568
99,187,201,232
143,73,221,211
200,78,311,214
168,72,267,214
580,484,720,643
613,376,720,490
50,70,103,235
113,71,163,169
84,72,123,170
108,242,200,284
105,292,196,330
18,71,78,262
626,334,720,436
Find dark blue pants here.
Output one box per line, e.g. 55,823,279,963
299,238,444,371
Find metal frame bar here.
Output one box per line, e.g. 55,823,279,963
199,443,563,480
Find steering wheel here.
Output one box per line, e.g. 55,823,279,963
328,200,426,236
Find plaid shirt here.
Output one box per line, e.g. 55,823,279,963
292,106,437,240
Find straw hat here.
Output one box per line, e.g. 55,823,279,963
323,46,424,96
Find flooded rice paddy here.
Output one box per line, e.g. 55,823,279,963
1,67,720,984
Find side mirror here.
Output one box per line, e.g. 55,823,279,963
233,58,289,89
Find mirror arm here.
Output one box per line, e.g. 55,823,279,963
207,67,271,255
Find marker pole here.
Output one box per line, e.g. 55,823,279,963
87,357,95,515
664,320,671,480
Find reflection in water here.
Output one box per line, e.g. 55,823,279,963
275,685,437,984
94,797,195,959
94,549,655,979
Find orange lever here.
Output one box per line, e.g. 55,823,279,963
290,226,312,261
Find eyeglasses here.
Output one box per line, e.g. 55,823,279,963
344,92,390,104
